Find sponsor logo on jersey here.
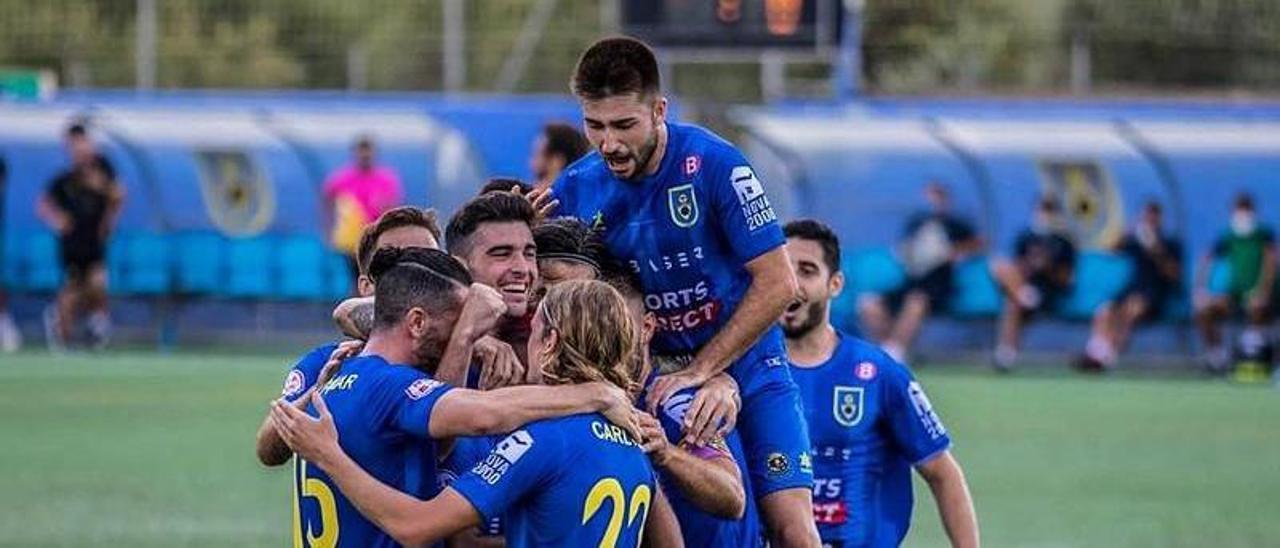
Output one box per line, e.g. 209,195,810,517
908,381,948,439
629,246,706,273
472,430,534,485
667,184,699,228
683,155,701,177
833,386,864,427
405,378,443,401
813,501,849,525
282,370,305,398
730,166,777,231
798,451,813,473
766,452,791,476
856,361,877,381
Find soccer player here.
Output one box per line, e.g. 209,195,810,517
276,250,641,548
782,219,979,548
529,122,590,191
546,36,817,546
255,206,449,466
271,279,679,547
608,269,762,547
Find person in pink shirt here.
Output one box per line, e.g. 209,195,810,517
324,136,405,287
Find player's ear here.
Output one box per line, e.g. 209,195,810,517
652,96,668,122
641,312,657,347
356,275,375,297
829,271,845,298
405,307,428,337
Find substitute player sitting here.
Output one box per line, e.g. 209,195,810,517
546,37,817,546
782,219,979,548
272,279,681,547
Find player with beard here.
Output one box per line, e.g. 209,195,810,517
781,220,979,548
542,37,816,547
272,279,681,547
279,249,640,548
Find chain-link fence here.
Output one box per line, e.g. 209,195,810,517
2,0,1279,99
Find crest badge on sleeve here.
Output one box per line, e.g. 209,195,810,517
833,386,864,427
667,184,699,228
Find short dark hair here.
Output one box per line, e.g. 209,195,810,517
1144,201,1163,216
571,37,661,100
784,219,841,274
354,135,374,149
356,207,443,275
543,123,590,165
478,177,532,196
1235,193,1255,211
66,123,88,138
534,217,606,271
369,247,472,330
445,191,536,256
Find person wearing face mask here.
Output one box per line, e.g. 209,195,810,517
990,197,1078,372
1194,194,1277,376
1076,202,1183,372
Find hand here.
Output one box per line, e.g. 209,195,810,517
514,185,559,221
1193,288,1212,311
270,391,341,468
456,283,508,342
596,383,643,443
636,412,673,463
317,340,363,387
475,336,524,390
1248,290,1270,311
680,373,739,447
645,368,711,415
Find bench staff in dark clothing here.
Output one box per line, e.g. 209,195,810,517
36,123,125,350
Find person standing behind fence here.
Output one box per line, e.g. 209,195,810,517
528,122,589,191
37,124,125,351
324,135,404,287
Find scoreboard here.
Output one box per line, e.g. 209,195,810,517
621,0,843,51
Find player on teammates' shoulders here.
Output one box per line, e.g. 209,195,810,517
782,219,979,548
541,36,818,547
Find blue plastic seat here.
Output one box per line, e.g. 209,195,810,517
25,232,62,292
843,248,906,296
1054,252,1134,320
277,236,327,300
1207,259,1232,295
325,251,353,301
1,231,24,289
121,232,173,295
173,231,227,295
225,236,275,298
948,255,1002,318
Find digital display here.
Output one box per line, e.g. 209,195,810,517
621,0,842,50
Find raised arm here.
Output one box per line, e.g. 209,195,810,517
429,382,639,440
647,246,798,410
333,297,375,340
917,451,980,548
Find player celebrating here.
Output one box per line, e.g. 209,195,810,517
781,219,979,548
271,279,681,547
546,37,817,546
276,250,641,548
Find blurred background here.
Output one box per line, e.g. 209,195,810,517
0,1,1278,547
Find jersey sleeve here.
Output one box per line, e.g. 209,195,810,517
881,365,951,466
657,389,733,460
377,372,454,439
438,437,505,537
280,343,338,403
705,148,785,264
449,425,562,523
548,170,580,219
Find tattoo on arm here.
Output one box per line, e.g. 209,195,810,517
350,302,375,339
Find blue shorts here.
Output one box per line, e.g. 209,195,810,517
730,351,814,498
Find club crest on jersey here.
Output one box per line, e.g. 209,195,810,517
667,184,699,228
281,370,304,398
833,386,864,427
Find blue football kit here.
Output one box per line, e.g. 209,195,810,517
450,414,658,547
437,436,504,537
650,386,763,547
552,121,813,496
789,333,952,547
280,341,340,403
292,354,453,548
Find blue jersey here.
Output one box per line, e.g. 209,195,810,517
438,436,504,537
552,122,786,382
652,387,763,548
293,355,453,548
280,341,340,402
789,333,952,547
451,414,657,548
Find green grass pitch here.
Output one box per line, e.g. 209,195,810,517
0,350,1276,547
